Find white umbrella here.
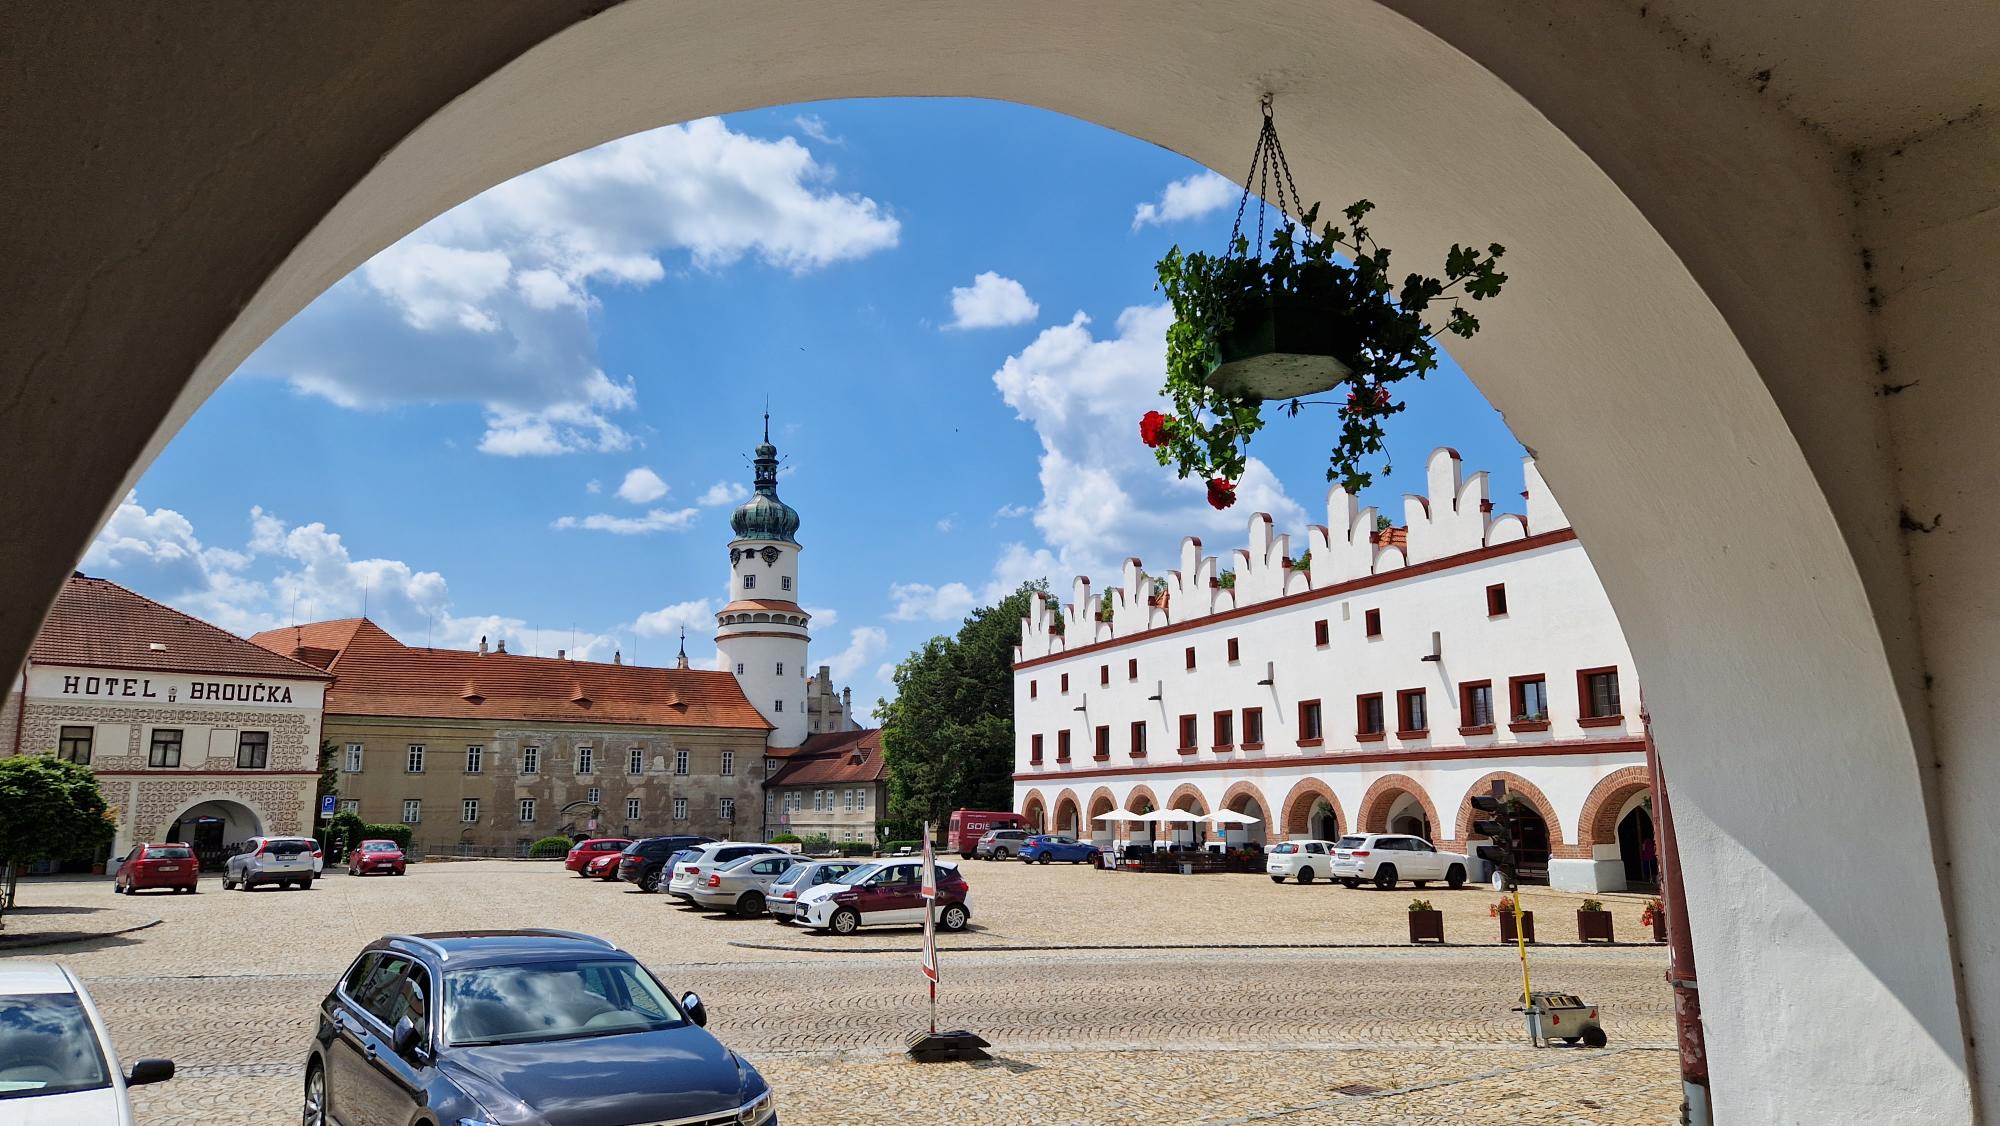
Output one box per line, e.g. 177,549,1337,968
1095,809,1146,823
1203,809,1262,825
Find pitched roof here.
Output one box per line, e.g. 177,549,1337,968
30,574,332,680
247,618,771,730
766,728,885,787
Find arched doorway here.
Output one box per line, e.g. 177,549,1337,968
1618,801,1658,890
1307,799,1341,843
1167,785,1208,850
1021,792,1047,834
1219,782,1269,849
1125,788,1159,851
1086,791,1116,846
165,799,264,872
1456,775,1562,887
1053,792,1080,837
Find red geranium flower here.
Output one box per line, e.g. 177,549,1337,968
1345,386,1392,415
1139,410,1172,448
1206,478,1236,510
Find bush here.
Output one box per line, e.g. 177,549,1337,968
1579,898,1606,913
359,823,412,850
770,833,802,844
884,840,920,854
796,833,833,854
1408,899,1434,912
529,835,573,859
837,841,874,856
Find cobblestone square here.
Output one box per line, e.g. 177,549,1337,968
7,860,1679,1123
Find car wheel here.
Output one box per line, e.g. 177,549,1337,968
241,877,256,891
1446,864,1467,889
1373,865,1398,890
639,866,662,893
830,908,861,936
300,876,313,890
1342,878,1361,889
302,1060,328,1126
1581,1026,1608,1048
940,903,970,932
187,885,198,894
736,891,766,917
111,881,123,894
1037,853,1051,865
1270,875,1285,884
1298,867,1316,885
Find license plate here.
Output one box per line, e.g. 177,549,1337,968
157,865,181,872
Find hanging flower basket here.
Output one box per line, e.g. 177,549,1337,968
1144,100,1509,496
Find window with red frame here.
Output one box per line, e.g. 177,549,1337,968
1127,658,1138,680
1178,714,1199,751
1029,679,1038,699
1396,688,1429,735
1099,664,1109,686
1242,707,1264,747
1184,646,1196,670
1060,673,1069,693
1056,730,1071,762
1460,680,1495,730
1213,710,1234,749
1512,675,1550,723
1364,608,1382,637
1129,721,1147,757
1030,734,1044,765
1313,619,1330,647
1486,583,1508,616
1356,693,1385,738
1226,637,1240,663
1298,699,1324,744
1578,667,1623,724
1094,725,1111,760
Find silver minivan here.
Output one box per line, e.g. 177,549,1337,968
223,836,319,891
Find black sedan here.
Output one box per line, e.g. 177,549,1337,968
304,929,776,1126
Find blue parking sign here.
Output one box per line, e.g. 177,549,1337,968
320,795,337,819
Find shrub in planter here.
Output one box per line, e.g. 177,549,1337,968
529,835,572,860
1407,898,1445,944
1641,897,1668,942
1577,898,1615,943
1490,896,1536,944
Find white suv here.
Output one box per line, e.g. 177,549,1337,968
666,841,786,902
1265,840,1339,884
1329,834,1470,890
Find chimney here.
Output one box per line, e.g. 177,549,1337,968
613,649,623,665
818,664,831,685
557,649,566,661
478,635,488,655
496,638,507,654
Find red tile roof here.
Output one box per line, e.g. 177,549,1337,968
30,575,331,680
766,728,885,786
247,618,772,730
718,599,809,614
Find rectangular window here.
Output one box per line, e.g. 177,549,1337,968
776,662,784,676
338,799,360,815
720,750,735,776
856,789,867,810
1297,701,1324,746
465,745,483,773
1213,710,1234,750
1057,730,1072,762
577,746,594,775
1314,619,1330,647
1356,693,1385,738
673,797,687,821
1094,725,1111,760
1099,664,1109,686
1578,667,1623,724
1512,675,1550,724
1242,707,1264,748
1226,637,1240,663
719,798,735,822
1060,673,1069,693
462,798,480,823
843,790,854,812
1364,608,1382,638
406,744,425,773
1030,734,1044,765
1486,583,1509,616
1184,646,1196,670
148,728,183,768
774,699,784,713
629,748,644,775
1127,658,1138,681
627,797,642,821
344,742,364,773
521,746,539,774
1129,721,1147,757
58,725,93,764
736,663,746,676
236,730,270,769
766,792,775,817
587,786,600,803
1397,688,1429,736
813,790,824,813
519,798,536,822
781,575,792,591
403,799,422,824
1029,679,1038,699
1461,681,1495,730
1178,714,1199,752
674,749,689,775
743,574,756,589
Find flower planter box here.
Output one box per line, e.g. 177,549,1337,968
1207,299,1356,402
1498,910,1535,944
1650,912,1668,943
1577,909,1615,943
1407,910,1445,944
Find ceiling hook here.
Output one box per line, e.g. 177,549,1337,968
1260,93,1275,119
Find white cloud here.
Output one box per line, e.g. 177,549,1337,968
551,507,700,535
935,515,956,534
888,581,977,622
803,607,838,627
823,626,887,683
629,599,714,639
994,503,1031,519
875,662,898,687
793,114,841,145
697,481,749,507
239,117,900,453
947,271,1039,330
616,467,669,505
1132,170,1237,230
585,479,602,494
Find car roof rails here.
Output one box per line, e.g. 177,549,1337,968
521,929,620,951
386,934,451,962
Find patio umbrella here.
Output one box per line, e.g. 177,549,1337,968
1203,810,1262,825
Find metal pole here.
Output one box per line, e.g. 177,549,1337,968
1645,708,1710,1125
1513,888,1532,1007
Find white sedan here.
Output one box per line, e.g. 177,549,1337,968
0,961,174,1126
1264,840,1341,884
1329,834,1471,890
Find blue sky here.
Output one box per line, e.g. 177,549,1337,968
85,98,1525,709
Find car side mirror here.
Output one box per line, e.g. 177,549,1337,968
681,991,707,1027
126,1058,175,1086
392,1015,422,1056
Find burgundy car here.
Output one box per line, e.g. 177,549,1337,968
564,836,631,874
586,851,623,880
113,842,198,894
796,859,971,935
346,839,406,876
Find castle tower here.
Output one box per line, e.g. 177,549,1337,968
716,416,809,748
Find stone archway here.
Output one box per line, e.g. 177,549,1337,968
1085,787,1117,844
1124,784,1161,847
1579,766,1655,848
1051,789,1081,837
1219,781,1270,846
1277,778,1345,842
163,797,267,872
1021,790,1048,834
1357,774,1444,842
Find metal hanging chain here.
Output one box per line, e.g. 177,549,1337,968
1227,97,1313,259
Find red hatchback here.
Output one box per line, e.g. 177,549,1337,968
347,839,406,876
565,837,632,874
114,843,199,894
585,851,624,880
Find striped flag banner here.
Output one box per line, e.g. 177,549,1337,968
921,823,939,984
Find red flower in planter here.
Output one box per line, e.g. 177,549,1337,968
1345,386,1392,415
1206,478,1236,510
1139,410,1173,448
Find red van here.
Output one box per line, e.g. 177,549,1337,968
947,809,1028,858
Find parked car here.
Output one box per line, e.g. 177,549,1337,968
768,859,864,924
973,829,1032,860
563,837,631,875
112,842,198,894
667,842,787,902
346,840,406,877
947,809,1028,858
687,853,805,916
1329,834,1471,890
1017,834,1101,865
223,836,319,891
584,851,623,880
616,835,715,893
0,960,174,1124
301,930,775,1126
1265,839,1339,884
795,859,971,936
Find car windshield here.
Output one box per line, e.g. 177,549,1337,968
0,993,111,1100
264,840,312,856
145,846,192,859
836,862,885,885
443,958,684,1046
1270,843,1298,854
362,842,398,853
1335,836,1367,849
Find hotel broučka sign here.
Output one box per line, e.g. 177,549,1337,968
50,671,301,706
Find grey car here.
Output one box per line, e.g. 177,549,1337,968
974,829,1031,860
222,836,318,891
686,853,805,916
768,860,864,923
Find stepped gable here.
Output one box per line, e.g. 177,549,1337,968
1017,449,1572,661
32,574,331,680
248,618,771,729
765,728,884,787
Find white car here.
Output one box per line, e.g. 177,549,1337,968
1264,839,1340,884
1329,833,1471,890
794,859,970,934
0,961,174,1126
665,841,786,902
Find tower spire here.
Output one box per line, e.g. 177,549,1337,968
676,626,689,670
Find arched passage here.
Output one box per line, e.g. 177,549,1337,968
1124,784,1160,849
163,797,266,872
1219,781,1270,847
1051,789,1081,837
1578,766,1657,890
1277,778,1345,842
1357,774,1443,842
1021,790,1048,834
1166,784,1208,848
1454,772,1564,885
1085,787,1117,844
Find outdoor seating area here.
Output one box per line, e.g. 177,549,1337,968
1094,808,1267,873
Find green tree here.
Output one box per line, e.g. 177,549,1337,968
0,756,116,926
879,581,1045,834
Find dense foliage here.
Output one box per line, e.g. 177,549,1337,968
529,835,573,859
0,756,115,923
880,581,1045,836
327,811,412,852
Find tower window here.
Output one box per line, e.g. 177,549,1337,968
736,663,745,676
776,662,784,676
744,574,756,590
775,699,784,712
782,576,792,591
